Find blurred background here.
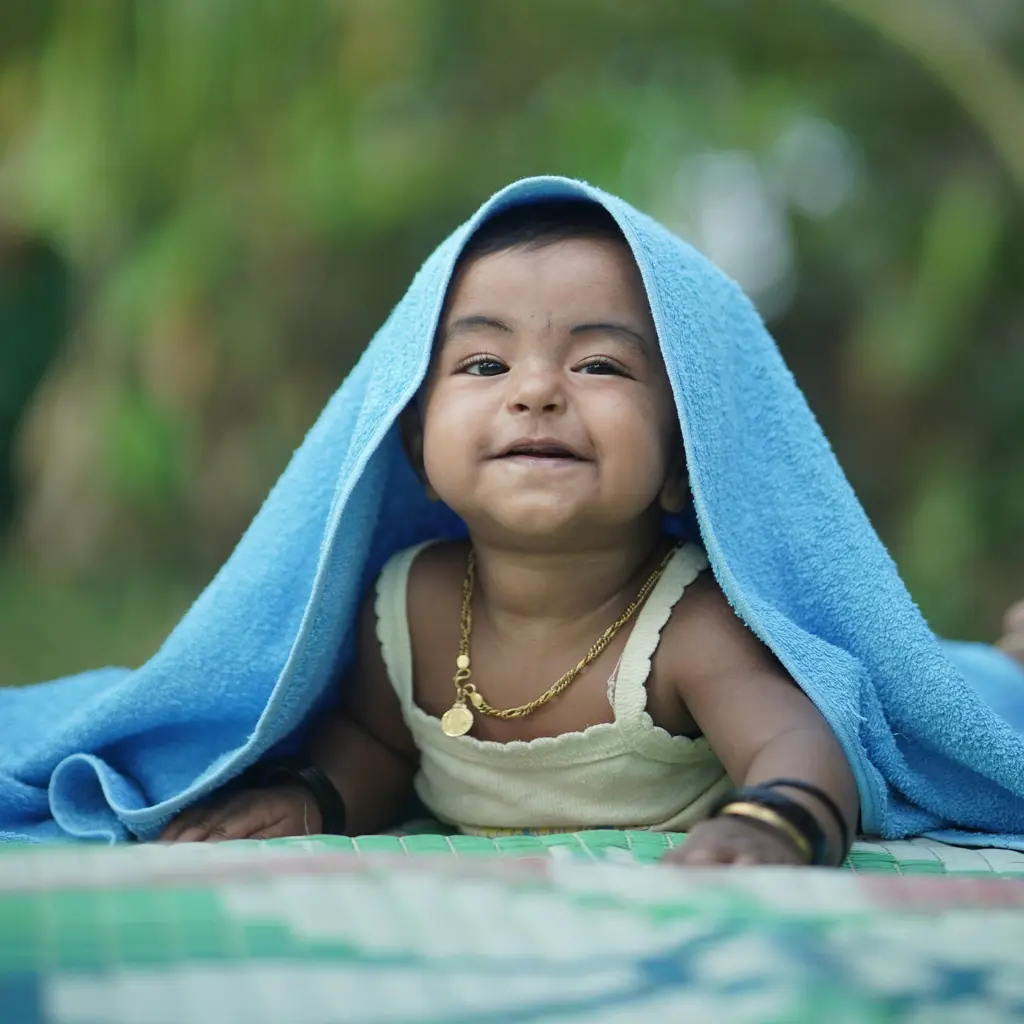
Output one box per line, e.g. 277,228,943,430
0,0,1021,687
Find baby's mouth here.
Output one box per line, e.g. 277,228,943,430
496,439,585,461
504,445,577,459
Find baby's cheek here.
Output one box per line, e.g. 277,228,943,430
421,422,491,508
603,439,669,507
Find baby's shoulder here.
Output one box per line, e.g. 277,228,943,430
677,559,725,607
658,560,781,681
659,565,749,659
661,565,732,642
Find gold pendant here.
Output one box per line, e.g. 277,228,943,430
441,701,474,737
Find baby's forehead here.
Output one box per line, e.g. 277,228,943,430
430,199,660,347
429,253,665,381
441,237,655,324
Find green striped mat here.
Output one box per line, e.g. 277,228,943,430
285,831,1024,875
3,831,1023,876
159,831,1024,874
4,832,1024,1022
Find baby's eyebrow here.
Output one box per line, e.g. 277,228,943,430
570,321,653,355
443,315,512,340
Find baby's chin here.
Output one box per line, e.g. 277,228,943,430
461,503,656,552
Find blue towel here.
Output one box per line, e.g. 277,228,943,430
2,175,1023,846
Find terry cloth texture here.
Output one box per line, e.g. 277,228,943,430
1,175,1023,845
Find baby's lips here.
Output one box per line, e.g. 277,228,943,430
495,436,586,460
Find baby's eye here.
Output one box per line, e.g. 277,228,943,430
576,358,627,376
459,355,507,377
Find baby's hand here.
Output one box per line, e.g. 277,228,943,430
159,786,322,842
663,815,807,867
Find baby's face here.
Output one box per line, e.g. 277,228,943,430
418,237,679,548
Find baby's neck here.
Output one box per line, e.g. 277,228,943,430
470,530,669,637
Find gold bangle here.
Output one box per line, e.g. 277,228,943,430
717,801,814,864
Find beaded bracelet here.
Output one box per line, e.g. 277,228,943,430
708,786,830,865
242,757,348,835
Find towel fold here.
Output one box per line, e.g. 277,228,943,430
2,175,1023,846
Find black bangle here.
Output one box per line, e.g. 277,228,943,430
708,786,830,865
760,778,851,857
242,757,348,835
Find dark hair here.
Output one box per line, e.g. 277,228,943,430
456,199,626,266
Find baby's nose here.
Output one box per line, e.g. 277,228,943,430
507,360,566,412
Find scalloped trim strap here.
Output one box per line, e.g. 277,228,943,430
374,540,437,707
612,543,716,764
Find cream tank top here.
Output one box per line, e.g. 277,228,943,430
374,541,730,836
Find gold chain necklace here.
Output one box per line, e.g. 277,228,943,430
440,544,678,738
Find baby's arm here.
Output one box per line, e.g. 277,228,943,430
304,592,419,835
664,576,859,866
160,592,417,841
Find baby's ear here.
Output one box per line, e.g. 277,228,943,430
658,447,690,515
398,403,438,500
398,403,423,471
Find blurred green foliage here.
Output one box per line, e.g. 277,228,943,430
0,0,1021,686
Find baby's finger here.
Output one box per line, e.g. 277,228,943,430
202,801,279,842
157,819,185,842
170,820,218,843
159,805,215,843
673,844,737,867
678,848,716,866
168,806,233,843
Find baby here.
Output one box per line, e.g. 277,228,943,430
161,200,861,865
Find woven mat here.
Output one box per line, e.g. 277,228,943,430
262,831,1024,875
3,833,1024,1022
